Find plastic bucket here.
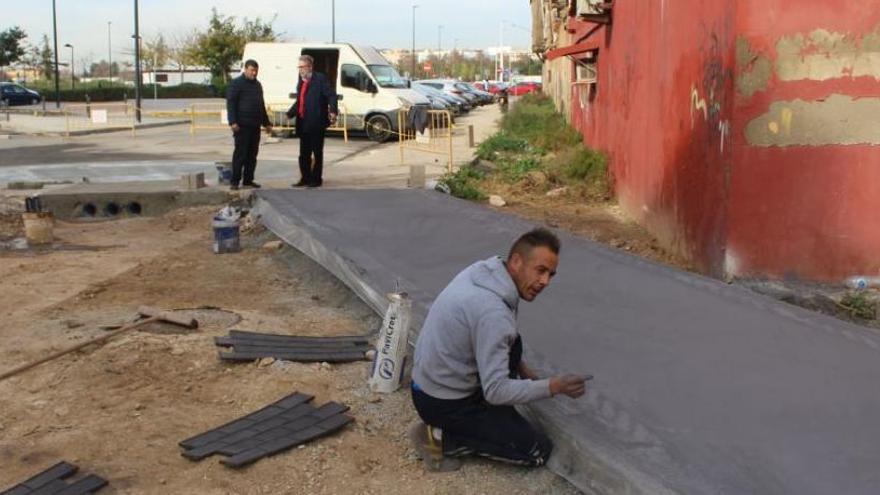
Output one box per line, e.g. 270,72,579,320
215,162,233,185
212,218,240,254
23,212,54,245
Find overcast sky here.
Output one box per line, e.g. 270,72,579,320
10,0,532,66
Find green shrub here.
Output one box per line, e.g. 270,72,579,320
476,133,528,161
840,292,877,320
438,166,486,201
501,93,582,152
499,156,541,183
562,146,607,182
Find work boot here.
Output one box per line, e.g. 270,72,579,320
243,182,261,189
230,184,240,191
292,179,308,188
408,422,462,472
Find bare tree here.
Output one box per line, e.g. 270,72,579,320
169,29,199,85
141,34,170,73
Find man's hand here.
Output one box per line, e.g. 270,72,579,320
329,112,338,126
549,374,588,398
230,123,240,133
264,125,273,135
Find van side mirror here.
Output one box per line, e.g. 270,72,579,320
289,92,297,99
336,94,344,101
406,79,411,89
367,80,378,94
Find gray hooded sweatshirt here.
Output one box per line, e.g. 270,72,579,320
413,256,552,406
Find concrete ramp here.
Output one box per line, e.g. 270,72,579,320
253,188,880,495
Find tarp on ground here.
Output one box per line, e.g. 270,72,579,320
253,188,880,495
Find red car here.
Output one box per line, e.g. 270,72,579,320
508,82,542,96
473,82,508,95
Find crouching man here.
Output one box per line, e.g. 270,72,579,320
410,228,587,471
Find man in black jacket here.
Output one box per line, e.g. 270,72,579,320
226,59,272,190
287,55,338,188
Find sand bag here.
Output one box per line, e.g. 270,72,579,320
368,293,411,393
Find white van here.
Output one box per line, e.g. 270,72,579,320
242,42,430,142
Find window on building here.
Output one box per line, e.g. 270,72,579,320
573,50,598,102
156,74,169,83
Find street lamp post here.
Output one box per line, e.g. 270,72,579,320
331,0,336,43
108,21,113,85
133,0,142,122
63,43,74,89
411,4,418,79
437,25,443,76
52,0,60,108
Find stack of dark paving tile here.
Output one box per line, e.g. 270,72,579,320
1,461,107,495
180,391,353,468
215,330,371,363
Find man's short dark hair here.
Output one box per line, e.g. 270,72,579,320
244,59,259,69
508,228,561,261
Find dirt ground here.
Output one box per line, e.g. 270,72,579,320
0,204,578,494
479,179,694,273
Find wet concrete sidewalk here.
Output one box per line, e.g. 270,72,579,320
253,188,880,495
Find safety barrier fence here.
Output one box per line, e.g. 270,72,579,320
63,102,136,137
397,109,454,172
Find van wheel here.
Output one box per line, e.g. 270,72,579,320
366,114,393,143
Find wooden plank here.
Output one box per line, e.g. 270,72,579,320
228,330,369,344
218,350,368,363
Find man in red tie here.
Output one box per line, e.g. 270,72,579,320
287,55,338,188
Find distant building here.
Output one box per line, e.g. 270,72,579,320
141,66,239,86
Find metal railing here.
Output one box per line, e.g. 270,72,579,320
397,109,454,172
64,102,136,137
190,102,349,142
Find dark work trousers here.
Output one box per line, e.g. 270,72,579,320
231,126,261,186
410,336,553,467
298,130,326,186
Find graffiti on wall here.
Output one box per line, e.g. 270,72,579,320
690,31,733,154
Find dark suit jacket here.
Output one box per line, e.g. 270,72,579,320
226,75,270,128
286,72,338,136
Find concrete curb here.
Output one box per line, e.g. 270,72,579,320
3,119,189,138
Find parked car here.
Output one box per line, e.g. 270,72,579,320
508,81,542,96
242,42,431,142
475,81,508,95
412,82,468,115
417,79,481,107
419,83,472,112
458,82,494,104
0,82,42,106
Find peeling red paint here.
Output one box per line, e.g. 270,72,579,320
729,1,880,281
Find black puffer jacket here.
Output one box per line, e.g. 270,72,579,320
226,75,270,128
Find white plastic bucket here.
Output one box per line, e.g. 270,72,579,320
212,217,240,254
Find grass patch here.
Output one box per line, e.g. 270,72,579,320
438,165,487,201
476,134,529,162
499,93,583,152
498,156,542,183
839,292,877,320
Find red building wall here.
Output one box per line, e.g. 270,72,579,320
545,0,880,282
548,0,737,276
728,1,880,281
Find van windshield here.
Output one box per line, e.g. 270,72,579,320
368,65,408,89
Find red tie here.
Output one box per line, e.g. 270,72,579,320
298,79,311,118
